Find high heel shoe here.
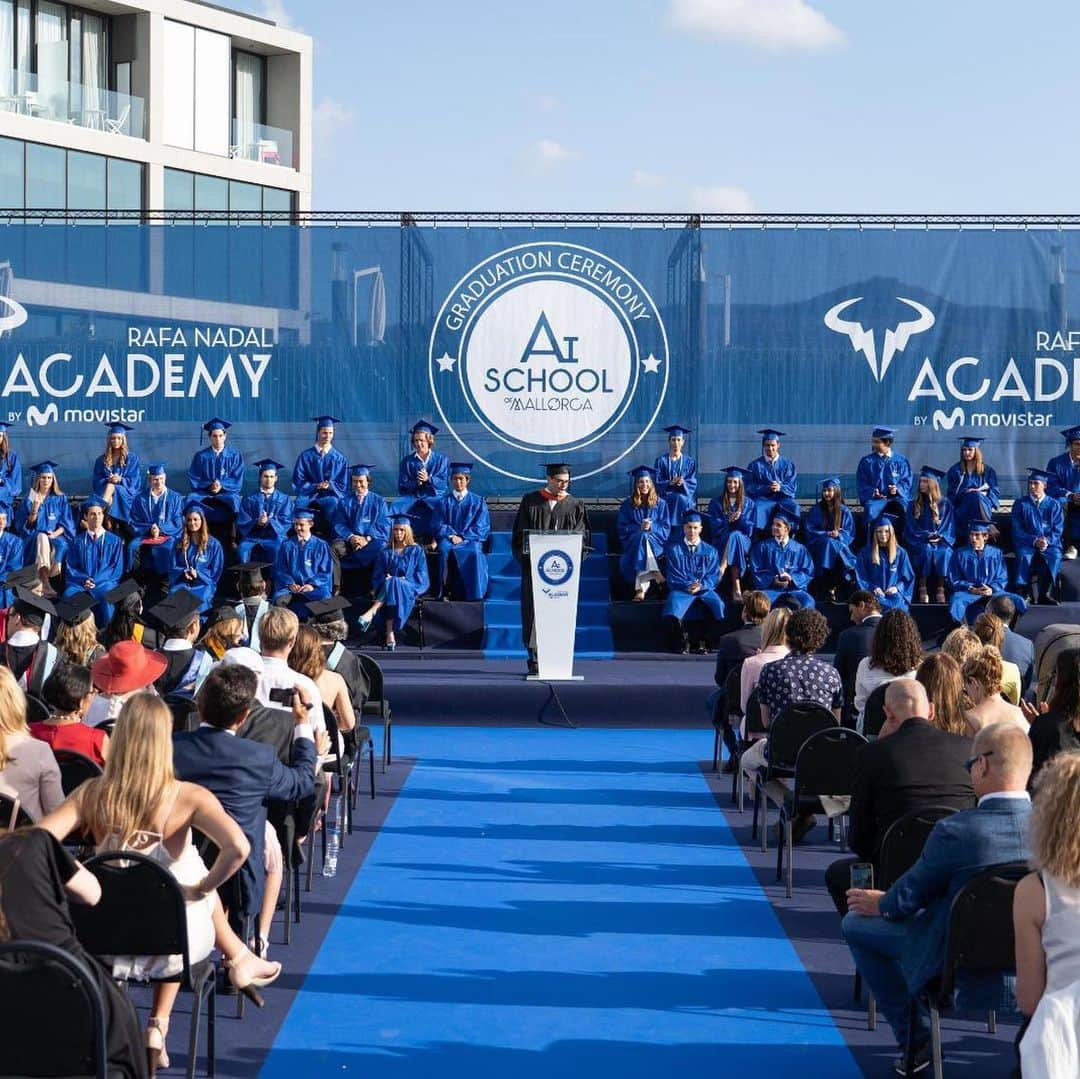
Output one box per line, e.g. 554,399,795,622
225,945,282,1008
145,1017,169,1075
384,640,396,652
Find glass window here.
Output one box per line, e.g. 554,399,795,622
67,150,105,212
262,186,292,219
0,136,23,207
163,167,193,214
25,142,64,208
35,1,68,123
228,179,260,224
194,173,227,223
106,157,141,219
0,1,14,97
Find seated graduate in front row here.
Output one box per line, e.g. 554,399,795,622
745,428,799,531
803,476,856,602
616,465,670,602
662,509,724,654
127,462,184,576
430,461,491,601
236,458,294,564
357,513,429,652
854,514,915,612
331,465,390,581
61,496,125,628
706,466,756,601
749,507,815,609
271,505,334,618
1011,467,1064,605
904,465,955,604
947,521,1027,625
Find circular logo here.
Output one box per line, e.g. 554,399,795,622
429,241,668,482
537,549,574,586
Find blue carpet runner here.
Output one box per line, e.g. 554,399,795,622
261,728,859,1078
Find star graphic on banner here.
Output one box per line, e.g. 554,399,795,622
435,352,457,373
641,353,662,374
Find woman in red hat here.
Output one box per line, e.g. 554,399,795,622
84,639,168,729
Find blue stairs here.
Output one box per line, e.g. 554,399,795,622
482,531,614,659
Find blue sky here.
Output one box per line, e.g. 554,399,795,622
238,0,1080,214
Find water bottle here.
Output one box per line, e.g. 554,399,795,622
322,797,340,878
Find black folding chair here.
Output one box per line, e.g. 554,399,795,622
735,690,767,810
357,653,392,771
54,748,103,795
24,692,50,724
73,851,217,1079
776,726,867,897
861,682,889,738
164,692,200,734
0,791,33,830
712,663,742,773
907,861,1029,1079
0,939,108,1078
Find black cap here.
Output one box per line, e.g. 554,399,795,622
54,592,96,627
145,590,203,633
304,595,351,623
227,561,270,592
103,579,142,605
13,587,56,619
204,604,240,630
3,566,40,591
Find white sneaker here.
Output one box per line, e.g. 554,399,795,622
1066,546,1078,560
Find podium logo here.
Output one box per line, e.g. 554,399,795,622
537,549,574,587
430,241,668,481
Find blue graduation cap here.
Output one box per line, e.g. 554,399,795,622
628,465,656,480
1028,467,1053,484
1062,426,1080,443
920,465,947,480
147,462,166,476
871,513,899,531
959,437,984,448
449,462,474,475
771,507,800,529
390,512,420,526
104,422,134,435
311,415,340,429
292,506,316,520
30,460,58,474
81,495,107,511
872,426,896,440
202,417,231,433
662,425,691,438
350,464,373,477
0,421,11,431
183,498,207,515
253,458,284,473
724,466,749,480
681,510,703,524
411,419,439,436
968,521,992,534
757,428,786,441
818,476,841,491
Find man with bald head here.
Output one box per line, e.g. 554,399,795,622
825,678,975,913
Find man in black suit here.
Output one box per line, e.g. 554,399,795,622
833,590,882,727
825,678,974,912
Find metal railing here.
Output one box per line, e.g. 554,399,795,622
230,118,294,168
0,70,144,138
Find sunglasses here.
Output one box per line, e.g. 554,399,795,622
964,750,994,772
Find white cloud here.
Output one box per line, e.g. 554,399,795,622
669,0,845,53
313,98,354,154
631,169,669,189
688,184,755,212
256,0,301,31
527,138,580,169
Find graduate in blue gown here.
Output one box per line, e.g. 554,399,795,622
905,466,956,604
0,422,21,517
616,465,671,601
91,422,142,527
126,462,185,575
15,461,74,590
946,436,999,534
186,417,244,525
803,477,857,601
749,508,816,609
331,465,390,572
856,426,913,528
653,424,698,523
662,510,724,653
396,419,450,539
62,497,125,628
271,505,333,617
1046,425,1080,556
745,428,800,531
706,466,756,601
292,416,348,531
431,462,491,601
855,514,915,612
0,505,25,606
946,522,1027,625
168,501,225,612
358,514,430,650
236,458,294,564
1011,468,1065,603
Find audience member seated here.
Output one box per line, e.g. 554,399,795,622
739,606,791,714
853,609,924,732
254,606,325,725
2,589,61,696
962,647,1028,733
32,664,108,765
616,466,670,603
1025,647,1080,779
1014,751,1080,1078
200,606,246,661
85,640,168,729
713,590,770,691
706,466,756,601
985,595,1034,696
430,462,492,601
854,514,915,612
825,678,974,913
230,562,272,651
98,580,144,651
971,612,1022,704
940,626,982,669
947,521,1027,625
914,652,968,737
288,625,356,739
841,723,1033,1074
39,693,281,1075
661,510,724,654
307,597,369,714
62,497,125,628
834,590,882,725
0,666,63,819
53,593,105,667
145,592,213,700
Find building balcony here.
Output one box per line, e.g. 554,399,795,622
229,118,293,169
0,72,145,140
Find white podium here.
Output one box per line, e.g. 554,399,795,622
525,530,584,681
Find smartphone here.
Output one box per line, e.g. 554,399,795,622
850,862,874,890
268,686,296,707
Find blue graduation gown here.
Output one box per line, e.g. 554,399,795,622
803,504,857,572
745,456,799,531
332,492,390,569
1046,451,1080,540
904,499,955,578
127,488,185,574
854,546,915,611
856,452,913,520
91,452,142,524
292,448,348,525
946,464,999,533
947,546,1026,624
705,495,756,573
271,535,333,616
168,536,225,612
187,447,244,522
15,494,73,566
653,454,698,521
749,537,816,608
616,498,671,587
0,451,21,513
1011,496,1064,587
661,539,725,622
373,545,429,630
397,451,450,537
432,491,492,600
0,530,24,606
62,530,125,628
236,490,295,564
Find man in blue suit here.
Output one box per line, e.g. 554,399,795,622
172,664,325,933
985,596,1034,696
841,719,1032,1073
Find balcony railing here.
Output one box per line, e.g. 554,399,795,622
0,71,145,139
230,118,294,169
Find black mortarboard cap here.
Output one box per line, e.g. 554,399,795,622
54,592,96,626
145,590,203,632
103,579,142,604
4,566,40,591
13,587,56,618
305,595,352,623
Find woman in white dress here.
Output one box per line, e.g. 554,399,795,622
40,693,282,1076
1015,750,1080,1079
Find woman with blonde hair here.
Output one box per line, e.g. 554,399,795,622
168,502,224,612
617,466,671,601
739,606,791,714
200,607,246,660
855,514,915,611
54,597,106,666
1014,751,1080,1077
358,513,429,651
0,665,62,819
91,422,142,528
941,626,982,667
14,460,74,594
915,652,968,736
962,647,1027,733
905,466,955,604
971,611,1022,704
39,693,281,1075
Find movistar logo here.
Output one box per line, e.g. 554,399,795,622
823,296,935,382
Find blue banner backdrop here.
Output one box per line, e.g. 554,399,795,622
0,223,1076,501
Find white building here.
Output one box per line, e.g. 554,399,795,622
0,0,312,217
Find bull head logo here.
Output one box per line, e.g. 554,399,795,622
823,296,935,382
